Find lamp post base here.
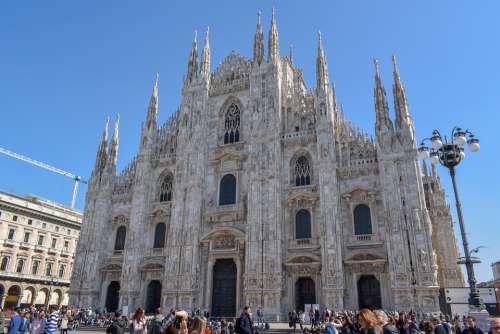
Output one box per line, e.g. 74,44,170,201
469,308,490,332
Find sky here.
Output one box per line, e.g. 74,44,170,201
0,1,499,282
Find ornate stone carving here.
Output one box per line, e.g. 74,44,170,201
212,235,236,250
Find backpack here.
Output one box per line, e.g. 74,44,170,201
234,316,243,334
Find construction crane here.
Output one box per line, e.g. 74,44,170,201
0,146,87,209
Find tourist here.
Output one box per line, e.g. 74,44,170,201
396,313,406,334
326,315,338,334
129,308,146,334
60,315,69,334
0,307,6,334
433,318,449,334
43,305,59,334
358,309,382,334
374,310,398,334
31,312,46,334
489,318,500,334
423,322,435,334
106,312,127,334
19,312,30,334
235,306,252,334
149,308,164,334
340,316,356,334
8,308,25,334
462,317,484,334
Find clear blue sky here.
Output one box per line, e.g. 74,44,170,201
1,1,498,282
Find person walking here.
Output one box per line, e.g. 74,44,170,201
43,306,59,334
358,309,382,334
148,308,164,334
8,308,25,334
19,312,30,334
462,317,484,334
106,312,127,334
235,306,252,334
374,310,398,334
30,312,46,334
433,318,449,334
129,308,146,334
60,315,69,334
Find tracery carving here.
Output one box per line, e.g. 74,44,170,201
224,104,241,144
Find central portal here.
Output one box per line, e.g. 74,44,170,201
211,259,237,317
357,275,382,309
295,277,316,311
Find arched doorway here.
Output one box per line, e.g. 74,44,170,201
211,259,237,317
20,287,35,307
357,275,382,309
4,286,21,309
105,281,120,312
295,277,316,311
145,280,161,314
35,288,48,306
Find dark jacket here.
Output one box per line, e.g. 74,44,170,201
462,327,484,334
383,324,400,334
106,318,127,334
435,324,449,334
237,313,253,334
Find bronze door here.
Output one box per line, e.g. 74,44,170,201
211,259,237,317
357,275,382,309
295,277,316,311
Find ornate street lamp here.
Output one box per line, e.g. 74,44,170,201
418,127,484,309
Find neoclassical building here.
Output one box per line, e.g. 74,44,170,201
70,11,464,318
0,191,82,309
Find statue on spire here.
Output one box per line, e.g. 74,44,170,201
253,11,264,65
200,27,211,80
146,73,159,129
316,31,329,91
373,59,394,134
392,54,415,142
268,8,279,63
186,30,198,83
108,114,120,166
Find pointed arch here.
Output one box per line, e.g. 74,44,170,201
153,223,166,249
354,204,372,235
291,151,313,186
114,226,126,251
158,171,173,202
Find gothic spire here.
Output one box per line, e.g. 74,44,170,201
253,11,264,65
108,114,120,166
186,30,198,83
94,117,109,173
373,59,394,134
146,73,159,129
316,31,329,91
422,160,428,177
392,55,412,129
268,7,279,62
200,27,211,80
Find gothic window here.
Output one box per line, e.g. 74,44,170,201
295,210,312,239
293,156,312,186
58,264,65,278
219,174,236,205
223,103,240,144
114,226,126,251
153,223,166,249
16,259,24,273
159,173,173,202
0,257,9,271
354,204,372,235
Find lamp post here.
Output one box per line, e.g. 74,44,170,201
417,127,484,309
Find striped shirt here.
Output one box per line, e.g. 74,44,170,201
43,312,58,334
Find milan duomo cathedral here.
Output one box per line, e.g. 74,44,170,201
69,11,465,318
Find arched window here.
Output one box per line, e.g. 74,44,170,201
16,259,24,273
219,174,236,205
114,226,126,251
354,204,372,235
159,173,173,202
0,257,9,271
293,156,312,186
295,209,312,239
223,103,240,144
153,223,166,249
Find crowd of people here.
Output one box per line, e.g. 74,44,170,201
1,304,499,334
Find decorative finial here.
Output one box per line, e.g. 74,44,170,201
155,72,159,88
392,54,399,75
374,58,381,76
